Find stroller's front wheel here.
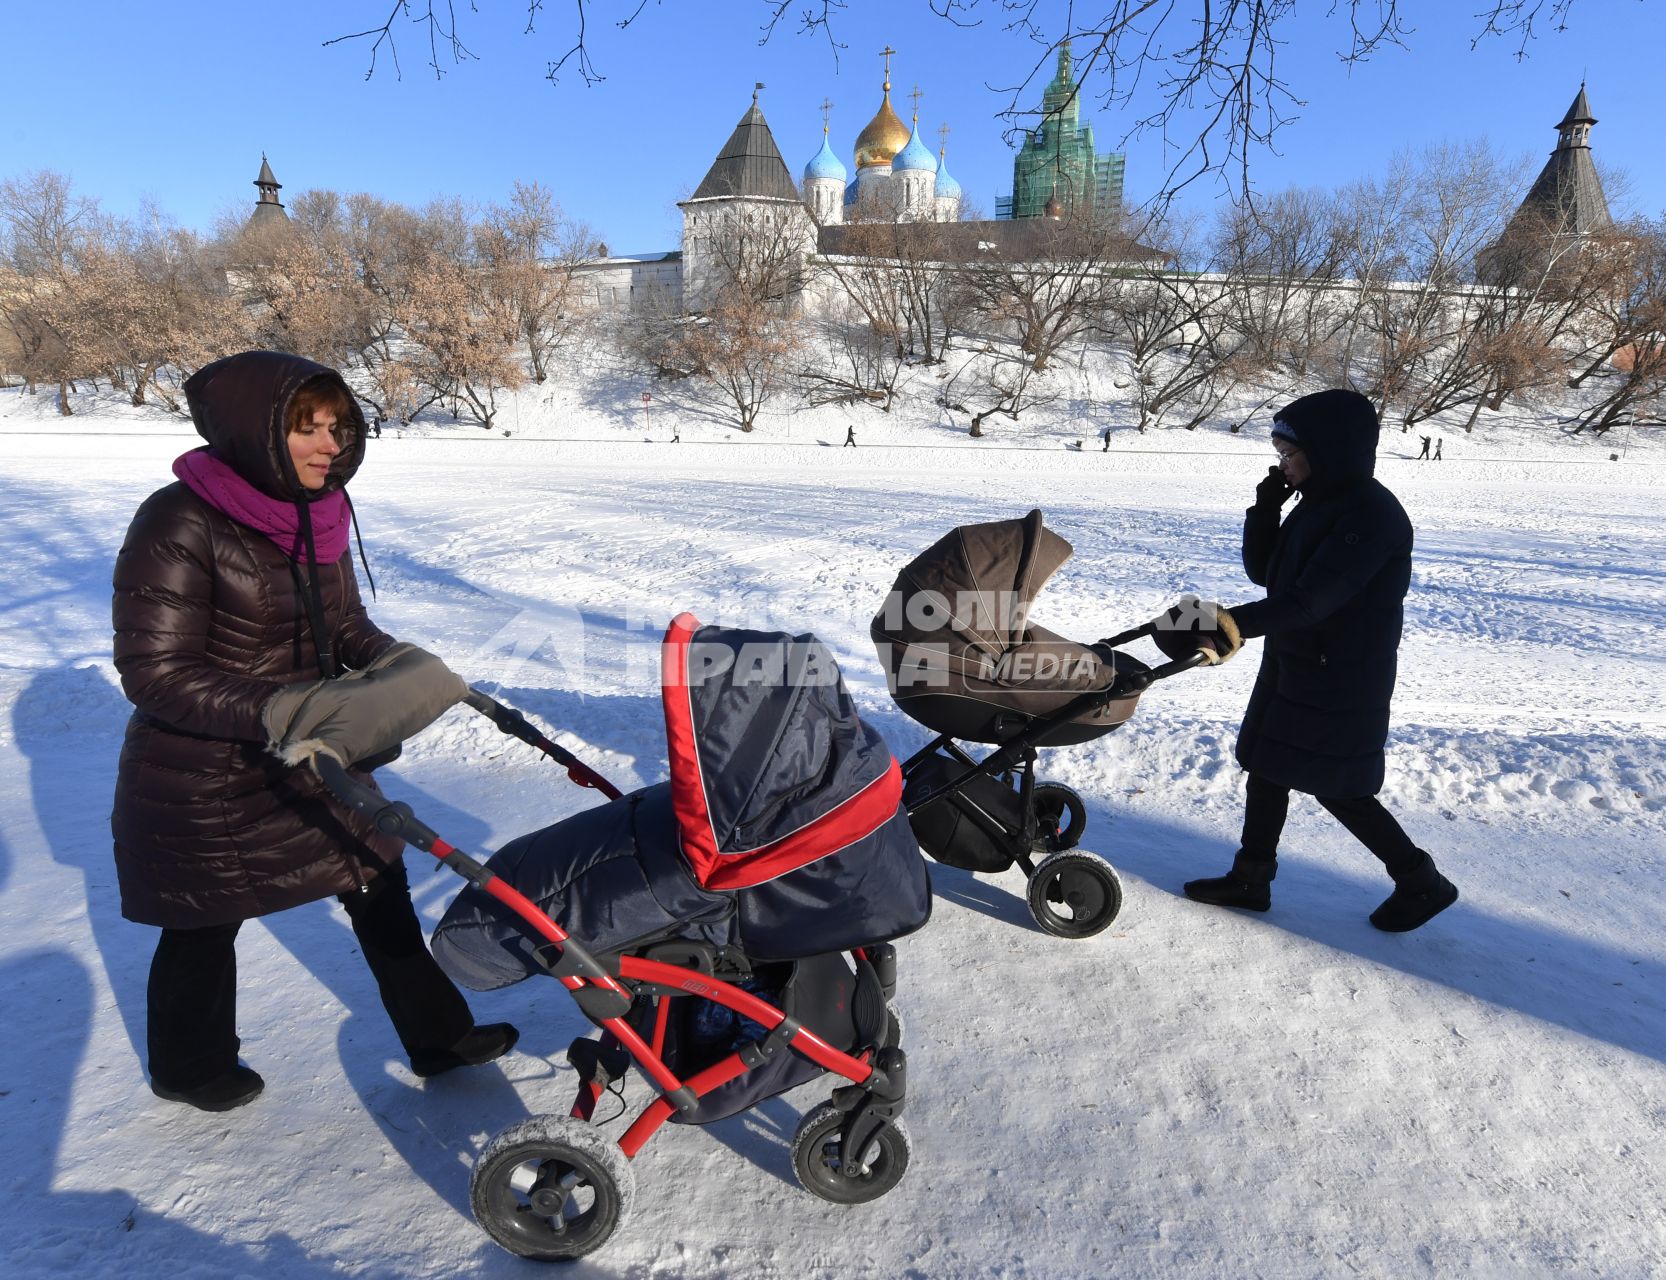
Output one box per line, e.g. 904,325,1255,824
1027,849,1123,938
471,1115,635,1260
1031,783,1088,853
792,1103,911,1204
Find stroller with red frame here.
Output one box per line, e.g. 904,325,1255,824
871,509,1212,938
315,614,930,1261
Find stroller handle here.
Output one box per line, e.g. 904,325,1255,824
463,688,624,800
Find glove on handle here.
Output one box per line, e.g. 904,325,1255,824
262,642,469,768
1149,596,1243,665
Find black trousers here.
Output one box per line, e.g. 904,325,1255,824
1239,773,1430,886
146,858,473,1089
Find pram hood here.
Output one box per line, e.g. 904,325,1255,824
664,612,904,890
871,509,1143,745
881,508,1071,663
430,616,929,987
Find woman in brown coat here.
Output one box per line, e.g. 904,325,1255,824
112,349,514,1111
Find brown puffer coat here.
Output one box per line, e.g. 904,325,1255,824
111,351,401,929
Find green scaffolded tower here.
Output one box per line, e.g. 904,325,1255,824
996,42,1125,220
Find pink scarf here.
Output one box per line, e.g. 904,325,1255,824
173,448,350,565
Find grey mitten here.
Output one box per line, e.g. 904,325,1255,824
263,642,469,768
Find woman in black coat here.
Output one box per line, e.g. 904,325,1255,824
1158,389,1457,932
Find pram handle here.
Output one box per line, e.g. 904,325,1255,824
463,688,624,800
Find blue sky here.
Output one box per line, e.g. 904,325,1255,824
3,1,1660,251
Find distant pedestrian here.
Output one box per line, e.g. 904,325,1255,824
1417,435,1430,460
1102,426,1112,453
671,427,681,444
844,425,857,448
1433,438,1443,461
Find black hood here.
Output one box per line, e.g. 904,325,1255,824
182,350,367,501
1273,389,1379,488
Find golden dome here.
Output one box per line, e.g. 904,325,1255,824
854,83,911,169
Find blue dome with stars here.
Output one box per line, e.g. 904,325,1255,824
892,124,938,173
934,153,962,199
803,132,847,184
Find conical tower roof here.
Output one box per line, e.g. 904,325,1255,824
1513,85,1612,236
245,153,289,232
689,99,800,202
1558,85,1595,128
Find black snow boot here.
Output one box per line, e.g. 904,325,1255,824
411,1022,520,1079
1183,853,1276,912
1370,851,1458,931
151,1064,265,1112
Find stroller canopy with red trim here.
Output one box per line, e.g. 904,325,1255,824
662,612,907,892
431,617,930,986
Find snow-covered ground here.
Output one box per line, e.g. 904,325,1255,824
2,379,1664,1278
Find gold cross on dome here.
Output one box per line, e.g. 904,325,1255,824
880,45,895,90
909,84,923,121
937,122,951,153
821,97,834,132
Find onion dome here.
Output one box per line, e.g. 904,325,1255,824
892,122,938,173
804,131,847,183
855,83,911,169
934,148,962,198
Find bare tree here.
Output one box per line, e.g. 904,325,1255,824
330,2,1587,205
478,182,599,384
666,203,809,431
940,338,1064,437
959,210,1135,373
0,170,103,412
1566,217,1666,436
819,216,966,364
1208,187,1348,378
795,300,906,410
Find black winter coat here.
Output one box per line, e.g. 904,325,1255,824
1227,392,1413,798
111,351,400,929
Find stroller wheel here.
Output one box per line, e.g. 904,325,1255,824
470,1115,635,1260
1031,783,1088,853
1027,849,1123,939
792,1103,911,1204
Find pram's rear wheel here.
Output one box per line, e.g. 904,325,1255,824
792,1103,911,1204
1031,783,1087,852
1027,849,1122,939
471,1116,635,1260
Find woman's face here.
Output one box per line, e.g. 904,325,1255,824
1274,439,1311,488
288,409,345,490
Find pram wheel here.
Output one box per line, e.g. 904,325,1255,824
471,1116,635,1260
1026,849,1122,939
1031,783,1087,853
792,1102,911,1204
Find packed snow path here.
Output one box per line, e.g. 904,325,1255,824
2,429,1662,1278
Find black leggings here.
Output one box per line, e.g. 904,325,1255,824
1239,773,1427,884
146,858,472,1089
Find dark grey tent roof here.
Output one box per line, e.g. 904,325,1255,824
689,103,800,202
1511,88,1612,237
1558,85,1596,128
